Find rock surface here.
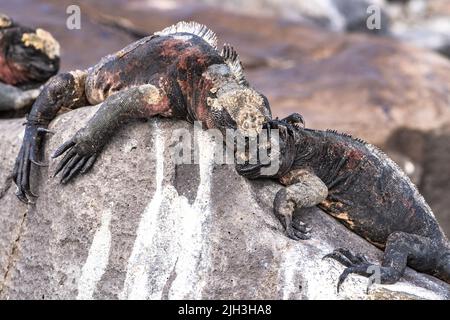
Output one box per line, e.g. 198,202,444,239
0,109,449,300
198,0,390,34
388,0,450,58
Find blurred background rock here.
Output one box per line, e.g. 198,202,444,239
1,0,449,235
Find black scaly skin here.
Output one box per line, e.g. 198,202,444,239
13,22,271,203
238,115,450,289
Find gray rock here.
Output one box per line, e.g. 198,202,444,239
388,0,450,58
335,0,390,34
391,18,450,58
385,124,450,237
0,108,449,299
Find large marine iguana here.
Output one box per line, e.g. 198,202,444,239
0,13,60,112
13,21,271,203
238,115,450,289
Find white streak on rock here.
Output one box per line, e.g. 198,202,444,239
278,241,348,300
77,208,112,300
167,129,214,299
374,281,444,300
119,123,215,300
278,245,302,300
119,122,164,300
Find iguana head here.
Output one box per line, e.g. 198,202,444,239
0,22,60,85
235,119,298,179
203,46,272,136
21,28,60,60
208,87,272,136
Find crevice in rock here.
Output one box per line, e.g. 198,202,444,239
0,207,28,297
161,258,178,300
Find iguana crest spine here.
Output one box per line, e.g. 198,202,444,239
155,21,218,50
155,22,248,87
221,44,249,86
325,129,368,145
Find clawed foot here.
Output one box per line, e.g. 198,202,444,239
13,124,50,203
52,131,98,184
286,219,312,240
323,248,375,293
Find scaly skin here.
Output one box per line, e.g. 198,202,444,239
0,13,60,111
13,21,271,203
238,116,450,289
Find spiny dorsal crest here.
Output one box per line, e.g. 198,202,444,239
155,21,217,50
354,137,368,144
326,129,368,145
221,44,249,87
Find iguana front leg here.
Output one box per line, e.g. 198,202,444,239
13,70,88,203
52,84,170,184
0,83,40,111
274,169,328,240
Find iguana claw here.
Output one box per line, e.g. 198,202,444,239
53,133,98,184
323,248,373,293
336,264,373,293
13,124,46,203
286,224,311,240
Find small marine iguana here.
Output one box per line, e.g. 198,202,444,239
0,13,60,112
13,21,271,203
237,115,450,289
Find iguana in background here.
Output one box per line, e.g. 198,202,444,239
13,21,271,203
237,116,450,290
0,13,60,112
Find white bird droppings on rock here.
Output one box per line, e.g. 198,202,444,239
77,208,112,300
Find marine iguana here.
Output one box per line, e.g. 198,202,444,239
0,13,60,112
237,115,450,289
13,21,271,203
